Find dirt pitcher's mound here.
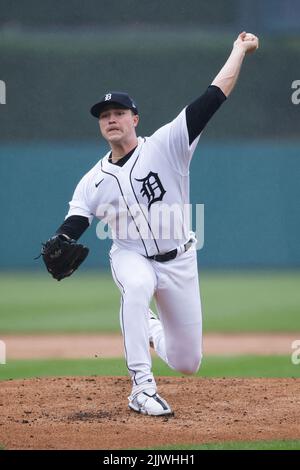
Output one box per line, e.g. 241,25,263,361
1,376,300,449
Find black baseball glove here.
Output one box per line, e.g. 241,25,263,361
40,234,89,281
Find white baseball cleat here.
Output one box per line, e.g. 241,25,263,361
148,310,161,348
128,390,173,416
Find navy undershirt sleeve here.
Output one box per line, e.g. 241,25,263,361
56,215,89,241
186,85,226,145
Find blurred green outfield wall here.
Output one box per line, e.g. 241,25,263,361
1,1,299,269
0,31,299,141
0,0,238,28
1,0,299,31
1,141,299,269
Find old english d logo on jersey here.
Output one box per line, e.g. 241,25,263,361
135,171,166,210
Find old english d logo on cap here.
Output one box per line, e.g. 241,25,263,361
90,92,138,118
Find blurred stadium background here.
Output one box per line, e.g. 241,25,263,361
0,0,300,334
1,1,300,451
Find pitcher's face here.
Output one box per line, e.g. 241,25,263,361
99,107,139,145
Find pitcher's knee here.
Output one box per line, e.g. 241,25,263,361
169,351,202,375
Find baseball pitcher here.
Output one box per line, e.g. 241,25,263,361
40,32,259,415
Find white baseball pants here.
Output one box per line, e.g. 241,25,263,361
109,244,203,390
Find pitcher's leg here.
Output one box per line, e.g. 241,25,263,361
154,248,203,375
110,248,157,387
148,310,173,367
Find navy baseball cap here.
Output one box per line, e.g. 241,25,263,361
90,92,138,118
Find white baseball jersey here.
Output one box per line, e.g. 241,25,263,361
66,108,200,256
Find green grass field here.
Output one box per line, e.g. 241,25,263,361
1,355,299,381
1,270,300,333
1,439,299,451
142,440,300,450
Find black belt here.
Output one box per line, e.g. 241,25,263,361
147,238,193,263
